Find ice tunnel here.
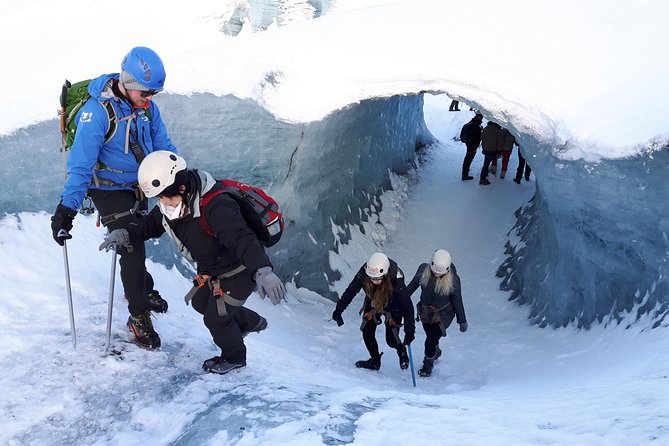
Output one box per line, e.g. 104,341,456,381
1,91,667,328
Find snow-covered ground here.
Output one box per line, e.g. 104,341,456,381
1,95,667,445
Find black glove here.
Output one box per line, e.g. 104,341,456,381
332,310,344,327
459,322,468,333
51,203,77,246
403,331,415,346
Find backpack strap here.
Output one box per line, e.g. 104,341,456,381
101,100,117,144
198,188,227,237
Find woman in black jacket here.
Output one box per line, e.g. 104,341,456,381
405,249,468,377
100,151,285,375
332,253,415,370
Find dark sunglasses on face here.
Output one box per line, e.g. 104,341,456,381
140,89,161,98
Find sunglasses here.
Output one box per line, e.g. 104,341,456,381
139,89,161,98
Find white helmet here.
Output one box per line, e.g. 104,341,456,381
430,249,452,275
365,253,390,279
138,151,187,197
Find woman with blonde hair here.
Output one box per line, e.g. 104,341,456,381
332,253,415,370
405,249,468,377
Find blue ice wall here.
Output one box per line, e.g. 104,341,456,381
0,93,432,296
498,136,669,327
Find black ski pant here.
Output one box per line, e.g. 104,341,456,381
191,286,263,364
361,314,403,359
422,312,455,358
515,151,532,181
480,151,497,181
89,189,153,317
462,145,478,177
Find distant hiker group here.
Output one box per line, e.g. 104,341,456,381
459,112,532,185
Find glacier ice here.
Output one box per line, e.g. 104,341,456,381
498,133,669,327
2,90,667,327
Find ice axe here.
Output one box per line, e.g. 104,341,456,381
105,244,118,351
59,232,76,348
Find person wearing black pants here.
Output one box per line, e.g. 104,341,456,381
100,152,286,374
459,113,484,180
514,147,532,183
50,47,177,350
480,121,502,185
332,253,415,371
405,249,467,377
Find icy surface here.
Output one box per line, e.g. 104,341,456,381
1,97,668,445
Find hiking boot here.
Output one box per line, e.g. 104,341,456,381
418,348,441,377
355,353,383,370
202,356,222,370
525,175,531,181
418,358,435,377
242,316,268,338
500,170,506,179
147,290,168,313
479,179,491,185
203,357,246,375
397,347,409,370
127,311,161,349
461,175,474,181
513,178,521,184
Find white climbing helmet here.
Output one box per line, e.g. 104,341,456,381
430,249,452,275
365,253,390,279
138,151,187,197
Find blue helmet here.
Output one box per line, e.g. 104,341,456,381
121,47,166,91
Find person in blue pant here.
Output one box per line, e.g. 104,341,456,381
50,47,178,350
405,249,468,377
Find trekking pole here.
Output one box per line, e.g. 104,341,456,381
407,344,417,388
105,244,118,351
59,233,76,348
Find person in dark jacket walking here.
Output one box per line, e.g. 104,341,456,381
332,253,416,371
459,113,484,181
479,121,502,185
405,250,467,377
51,47,177,349
99,151,286,375
513,146,533,184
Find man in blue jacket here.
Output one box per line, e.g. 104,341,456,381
50,47,178,349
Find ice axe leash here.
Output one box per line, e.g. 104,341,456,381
407,344,417,388
105,244,118,351
60,233,76,348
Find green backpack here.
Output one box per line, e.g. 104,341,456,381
59,79,117,152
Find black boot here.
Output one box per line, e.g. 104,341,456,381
202,356,246,374
397,346,409,370
418,348,441,377
355,352,383,370
127,310,161,349
147,290,168,313
242,316,268,338
418,356,435,377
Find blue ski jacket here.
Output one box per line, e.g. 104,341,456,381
60,73,178,211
